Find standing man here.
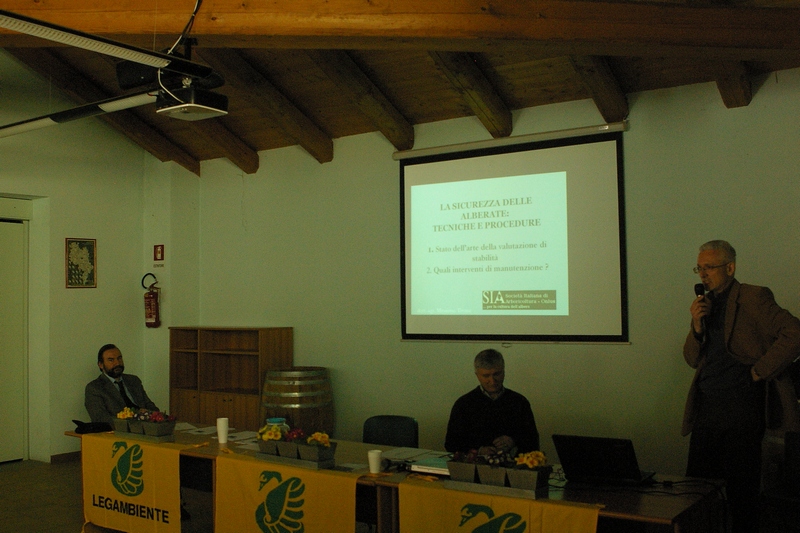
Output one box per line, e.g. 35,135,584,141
683,240,800,533
445,349,539,455
85,343,159,424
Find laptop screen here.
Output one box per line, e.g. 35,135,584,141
552,434,654,485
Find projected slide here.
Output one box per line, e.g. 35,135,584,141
410,172,568,316
401,132,627,342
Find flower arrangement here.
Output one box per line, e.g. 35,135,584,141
452,449,480,463
295,431,336,462
487,451,515,467
146,411,176,423
284,428,306,442
306,431,331,447
257,424,283,442
515,450,547,469
118,409,175,422
140,411,177,436
116,407,136,419
113,409,175,435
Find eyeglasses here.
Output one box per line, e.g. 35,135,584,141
693,262,730,274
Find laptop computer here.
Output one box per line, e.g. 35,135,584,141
552,434,655,485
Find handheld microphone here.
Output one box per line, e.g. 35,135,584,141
694,283,705,298
694,283,707,334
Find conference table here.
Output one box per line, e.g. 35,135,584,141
70,426,724,533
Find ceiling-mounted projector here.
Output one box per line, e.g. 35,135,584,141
156,87,228,121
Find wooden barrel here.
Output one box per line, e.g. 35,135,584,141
260,366,335,436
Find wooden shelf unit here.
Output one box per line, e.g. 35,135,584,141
169,327,293,431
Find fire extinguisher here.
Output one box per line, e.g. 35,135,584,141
142,273,161,328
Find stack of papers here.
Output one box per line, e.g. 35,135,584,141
380,448,452,476
409,456,451,476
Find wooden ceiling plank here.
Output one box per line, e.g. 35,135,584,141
4,48,201,175
429,51,512,138
715,61,753,108
3,1,800,59
199,49,333,163
569,55,629,123
305,49,414,151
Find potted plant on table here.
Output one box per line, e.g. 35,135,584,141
297,431,337,462
275,427,304,458
476,452,514,487
257,423,283,455
142,411,177,436
447,449,479,483
506,450,552,492
127,409,150,434
114,407,135,432
274,427,305,458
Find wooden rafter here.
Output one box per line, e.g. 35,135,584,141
198,49,334,164
305,49,414,151
715,61,753,108
569,56,629,123
429,51,511,138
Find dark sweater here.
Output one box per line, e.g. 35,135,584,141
444,386,539,453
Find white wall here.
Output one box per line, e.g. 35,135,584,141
141,160,201,410
3,47,800,475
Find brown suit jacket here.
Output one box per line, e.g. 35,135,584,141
682,279,800,436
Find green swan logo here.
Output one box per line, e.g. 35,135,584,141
254,470,305,533
110,441,144,496
460,503,527,533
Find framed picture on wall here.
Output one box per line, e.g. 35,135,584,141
65,238,96,288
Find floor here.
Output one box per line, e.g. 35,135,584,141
0,459,84,533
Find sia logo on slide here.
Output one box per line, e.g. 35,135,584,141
460,504,526,533
482,290,557,311
110,441,145,496
255,469,306,533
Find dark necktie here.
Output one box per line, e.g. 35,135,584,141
115,380,138,409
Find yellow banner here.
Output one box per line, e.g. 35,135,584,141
215,453,359,533
399,477,600,533
81,433,187,533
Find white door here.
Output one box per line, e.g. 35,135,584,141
0,220,25,462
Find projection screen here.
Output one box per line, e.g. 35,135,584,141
401,131,627,342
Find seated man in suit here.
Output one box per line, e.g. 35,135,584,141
85,343,159,424
445,349,540,456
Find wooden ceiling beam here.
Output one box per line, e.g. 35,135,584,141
715,61,753,108
4,48,201,175
2,0,800,60
569,55,629,123
305,50,414,151
429,51,512,138
198,49,333,163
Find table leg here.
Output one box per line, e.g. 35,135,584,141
376,484,399,533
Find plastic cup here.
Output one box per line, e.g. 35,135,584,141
216,417,229,444
368,449,382,473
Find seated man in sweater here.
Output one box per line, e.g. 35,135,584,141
85,343,159,424
445,349,540,455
